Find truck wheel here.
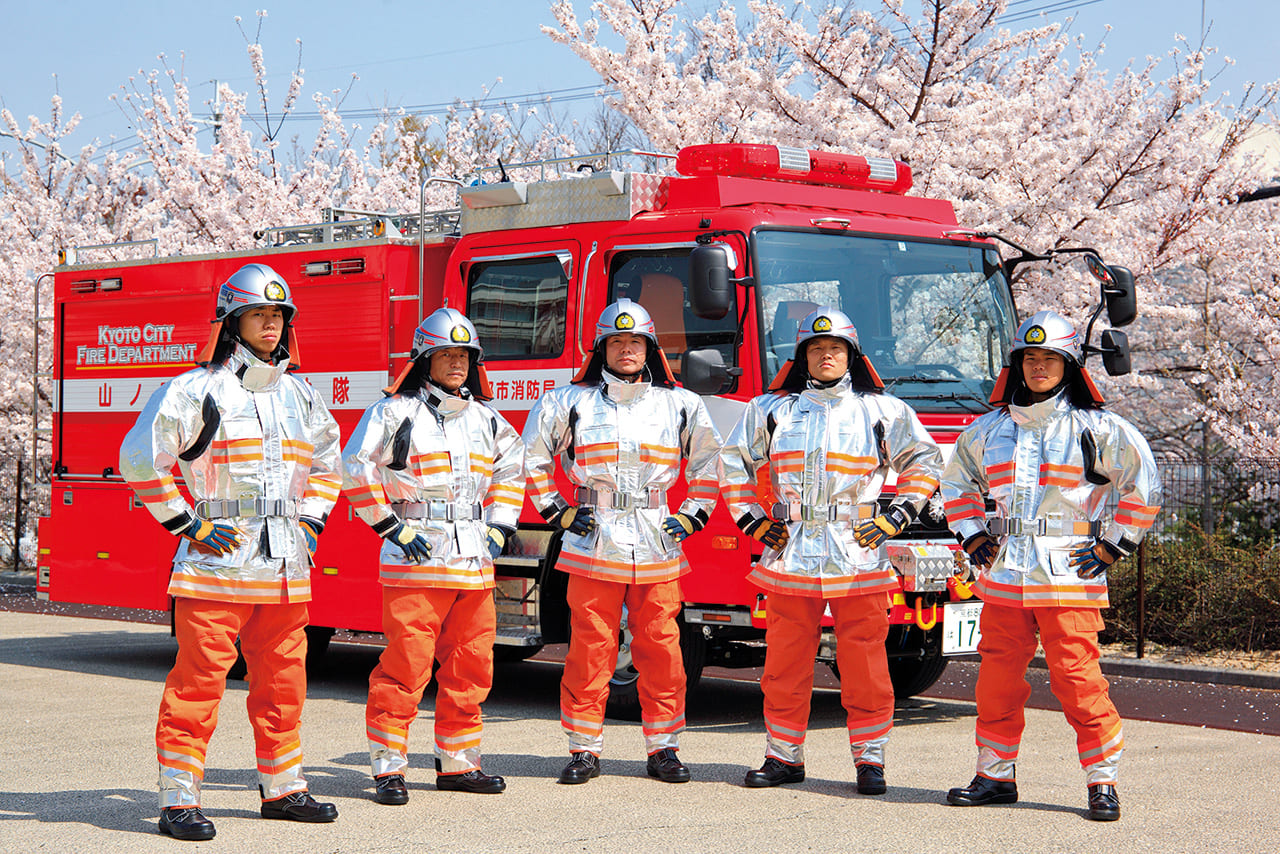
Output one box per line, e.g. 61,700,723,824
305,626,335,672
495,644,544,663
605,611,706,721
887,646,948,698
826,625,950,699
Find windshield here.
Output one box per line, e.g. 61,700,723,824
754,229,1016,412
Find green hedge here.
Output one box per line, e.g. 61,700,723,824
1102,526,1280,652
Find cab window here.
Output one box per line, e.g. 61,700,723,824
609,251,738,381
467,256,568,359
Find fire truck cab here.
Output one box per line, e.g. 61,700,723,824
39,142,1134,716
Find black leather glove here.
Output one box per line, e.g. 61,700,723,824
380,519,432,562
962,530,999,570
1069,538,1123,578
739,515,789,550
486,525,509,560
298,516,323,560
853,504,913,548
552,505,597,536
661,512,704,544
180,517,239,556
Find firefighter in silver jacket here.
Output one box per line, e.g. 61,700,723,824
120,263,342,841
343,308,523,803
522,298,721,786
941,310,1161,822
721,307,943,794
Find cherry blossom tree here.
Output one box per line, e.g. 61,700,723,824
546,0,1280,457
0,15,573,559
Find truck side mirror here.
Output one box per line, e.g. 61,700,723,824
681,347,735,395
1103,266,1137,328
1100,329,1131,376
1085,255,1137,328
688,244,733,320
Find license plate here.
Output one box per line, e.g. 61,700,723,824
942,601,983,655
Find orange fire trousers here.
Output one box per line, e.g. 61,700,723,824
561,574,685,755
156,597,310,807
974,603,1124,783
366,585,496,776
761,591,894,766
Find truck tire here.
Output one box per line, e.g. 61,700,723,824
305,626,335,672
826,625,950,699
604,612,706,721
887,645,948,698
494,644,544,663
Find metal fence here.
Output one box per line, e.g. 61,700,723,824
1153,454,1280,537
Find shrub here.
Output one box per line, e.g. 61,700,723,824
1102,525,1280,652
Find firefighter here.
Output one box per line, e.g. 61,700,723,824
120,263,342,841
721,307,943,794
342,307,523,803
522,298,721,785
941,310,1162,822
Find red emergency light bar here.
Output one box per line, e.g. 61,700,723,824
674,143,912,195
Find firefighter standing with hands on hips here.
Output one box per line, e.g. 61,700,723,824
721,307,943,795
342,307,523,804
522,298,721,785
941,310,1161,821
120,264,343,841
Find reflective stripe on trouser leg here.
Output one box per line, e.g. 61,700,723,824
431,587,496,774
240,601,310,801
561,575,625,755
366,585,445,777
156,598,246,807
830,594,894,767
626,580,687,753
973,602,1037,780
760,593,825,765
1036,607,1124,785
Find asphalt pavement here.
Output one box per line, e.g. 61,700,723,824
2,600,1279,854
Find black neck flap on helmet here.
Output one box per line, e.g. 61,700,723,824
989,351,1105,409
385,349,493,401
768,338,884,394
572,338,676,388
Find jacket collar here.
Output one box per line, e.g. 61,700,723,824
226,342,289,392
1009,389,1072,426
601,367,651,404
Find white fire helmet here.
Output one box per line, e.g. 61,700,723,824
768,306,883,392
214,263,297,323
1011,310,1082,365
386,307,492,399
591,298,659,350
989,308,1104,406
573,298,675,387
410,307,484,362
794,307,860,356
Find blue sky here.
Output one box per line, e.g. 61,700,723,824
2,1,1276,159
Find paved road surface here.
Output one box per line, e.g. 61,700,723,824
1,608,1278,854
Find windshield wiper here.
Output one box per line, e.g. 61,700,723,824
893,391,987,413
882,374,956,391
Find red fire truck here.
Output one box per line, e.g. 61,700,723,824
35,143,1135,716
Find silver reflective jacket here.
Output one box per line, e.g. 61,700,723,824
721,375,943,598
342,382,524,589
941,392,1162,608
522,371,722,584
119,344,342,603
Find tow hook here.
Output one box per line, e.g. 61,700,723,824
914,600,939,631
